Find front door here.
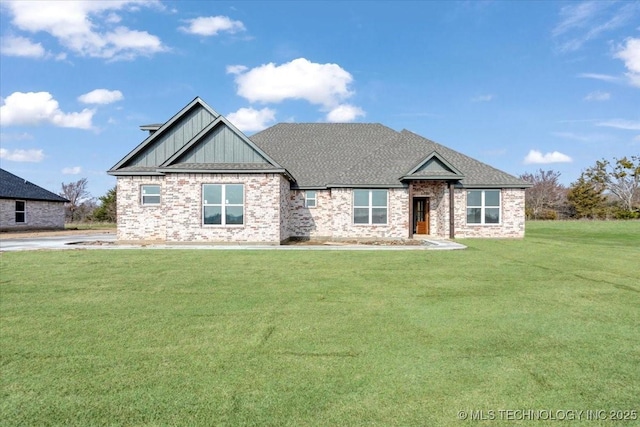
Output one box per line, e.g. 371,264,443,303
413,197,429,234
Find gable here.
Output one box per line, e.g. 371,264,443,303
129,104,217,167
172,122,270,165
402,151,464,180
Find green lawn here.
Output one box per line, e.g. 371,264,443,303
1,221,639,426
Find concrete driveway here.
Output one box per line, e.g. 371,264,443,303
0,231,465,251
0,232,116,252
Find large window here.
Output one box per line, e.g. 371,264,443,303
353,189,388,224
203,184,244,226
304,190,317,208
141,185,161,205
15,200,25,223
466,190,500,224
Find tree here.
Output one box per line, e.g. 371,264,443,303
584,156,640,213
519,169,566,219
92,186,117,223
60,178,92,222
566,173,606,219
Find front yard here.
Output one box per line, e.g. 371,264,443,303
1,221,638,425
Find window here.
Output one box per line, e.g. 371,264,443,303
141,185,161,205
466,190,500,224
203,184,244,226
353,189,388,225
15,200,25,223
304,190,317,208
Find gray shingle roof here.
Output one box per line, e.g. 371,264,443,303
0,169,69,202
250,124,529,188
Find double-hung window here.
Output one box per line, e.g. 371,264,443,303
353,189,388,224
203,184,244,226
15,200,25,223
304,190,317,208
141,185,161,205
466,190,500,224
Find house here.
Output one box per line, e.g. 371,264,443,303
108,97,530,244
0,168,69,231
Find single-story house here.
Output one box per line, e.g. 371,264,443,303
108,97,530,244
0,168,69,231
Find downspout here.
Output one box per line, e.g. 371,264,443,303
449,181,455,239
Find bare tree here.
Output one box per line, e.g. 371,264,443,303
60,178,92,222
584,156,640,212
519,169,566,219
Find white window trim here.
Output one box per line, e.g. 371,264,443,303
202,184,245,227
304,190,317,208
466,189,501,225
140,185,161,206
353,189,388,225
15,200,26,223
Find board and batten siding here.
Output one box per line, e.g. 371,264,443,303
130,106,216,167
177,126,270,164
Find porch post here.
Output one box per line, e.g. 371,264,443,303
408,181,414,239
449,181,455,239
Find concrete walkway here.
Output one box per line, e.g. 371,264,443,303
0,233,466,252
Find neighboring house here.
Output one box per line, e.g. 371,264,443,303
0,168,69,231
108,97,530,244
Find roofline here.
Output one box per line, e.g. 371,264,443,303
0,196,69,202
109,97,220,172
400,175,464,181
327,183,406,189
107,171,164,176
404,150,465,177
461,183,533,189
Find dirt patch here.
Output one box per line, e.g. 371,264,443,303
0,229,115,240
284,238,423,246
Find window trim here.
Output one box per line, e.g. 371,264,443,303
202,184,245,227
140,184,161,206
304,190,317,208
15,200,25,223
353,189,388,225
466,189,501,225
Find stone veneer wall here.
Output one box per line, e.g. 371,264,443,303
453,188,526,238
0,199,65,230
117,173,284,243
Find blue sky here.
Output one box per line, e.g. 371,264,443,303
1,0,639,199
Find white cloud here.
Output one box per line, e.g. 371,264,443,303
0,91,94,129
614,37,640,88
577,73,621,83
230,58,357,108
227,107,276,133
179,16,245,36
583,90,610,101
0,132,34,141
596,119,640,130
552,1,639,52
523,150,573,164
226,64,248,75
326,104,365,122
471,94,494,102
62,166,82,175
78,89,123,104
3,0,167,61
0,35,45,58
0,148,44,162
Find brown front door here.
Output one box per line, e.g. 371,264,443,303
413,197,429,234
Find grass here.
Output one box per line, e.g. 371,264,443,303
65,222,116,230
1,221,639,426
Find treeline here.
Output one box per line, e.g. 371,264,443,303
59,178,116,223
520,156,640,220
